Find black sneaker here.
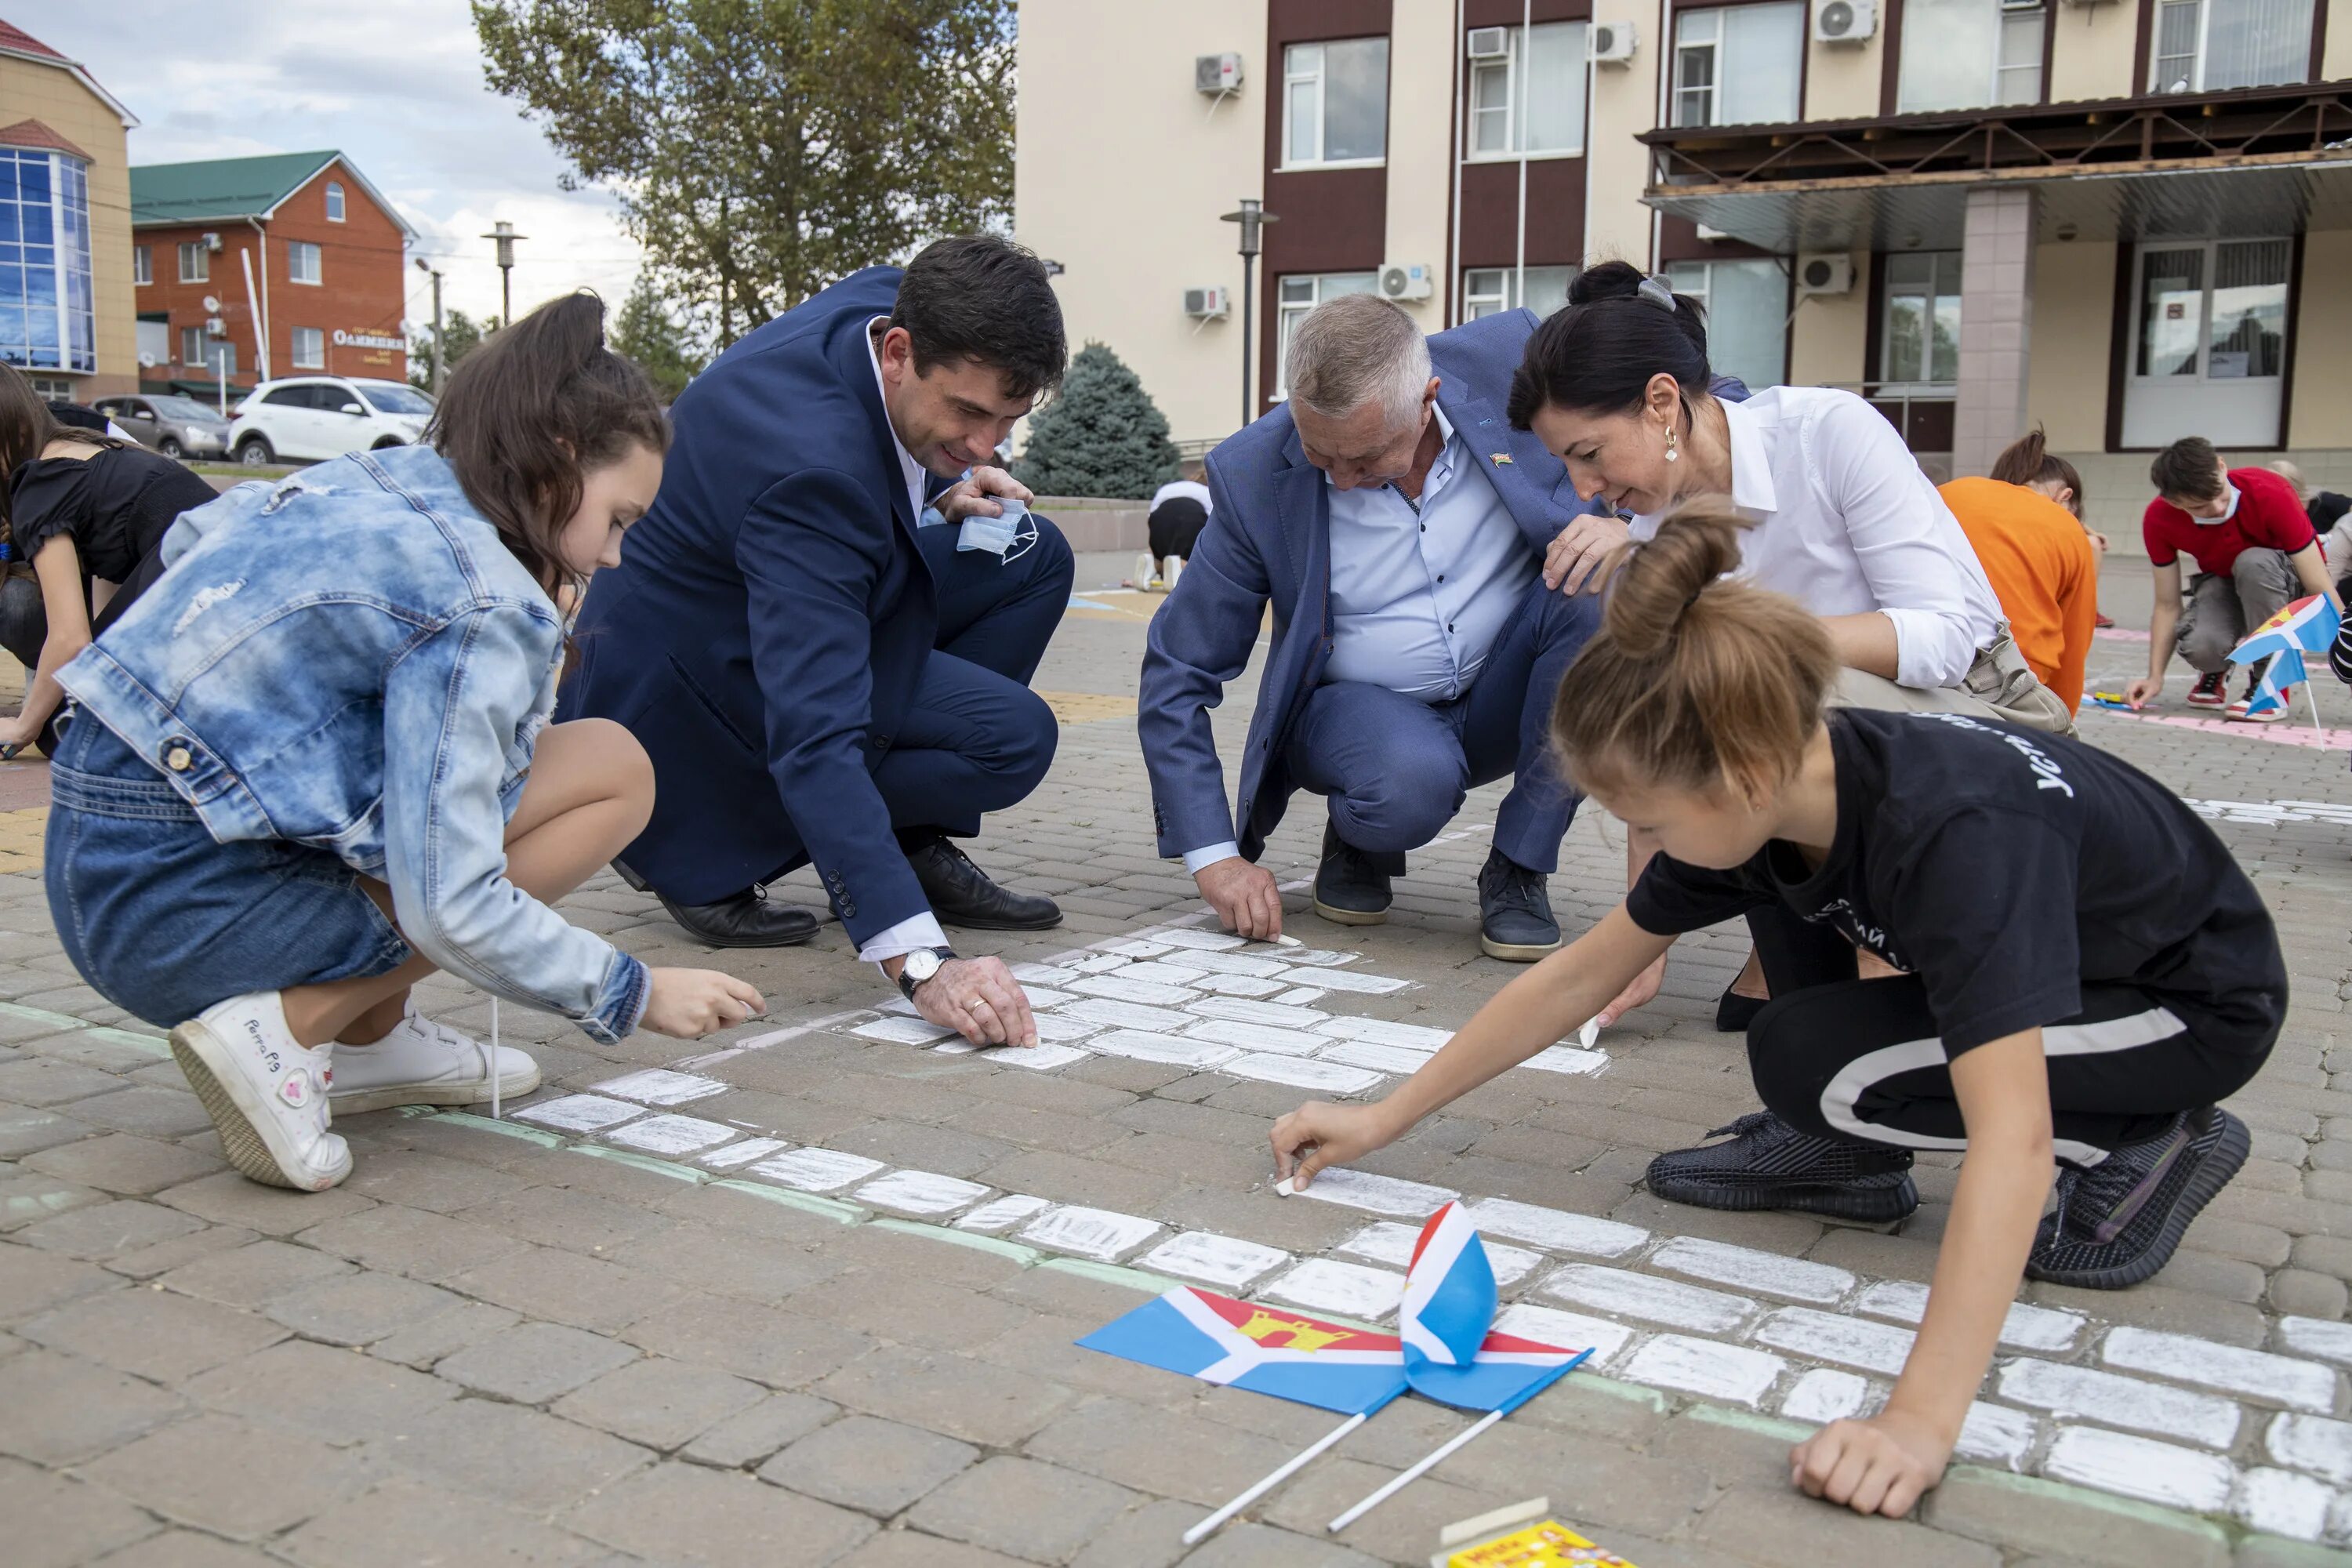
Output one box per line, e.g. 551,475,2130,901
1312,822,1392,926
905,835,1062,931
1646,1111,1919,1223
1477,848,1561,961
2186,671,2230,708
2026,1107,2249,1290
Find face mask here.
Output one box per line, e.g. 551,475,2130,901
958,496,1028,557
2190,485,2240,525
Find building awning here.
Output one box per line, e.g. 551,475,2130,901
1643,82,2352,252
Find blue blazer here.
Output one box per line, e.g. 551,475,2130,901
567,267,944,942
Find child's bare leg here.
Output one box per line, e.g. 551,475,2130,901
280,720,655,1047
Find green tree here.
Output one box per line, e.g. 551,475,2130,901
610,276,706,402
1011,343,1181,499
408,308,495,394
474,0,1014,347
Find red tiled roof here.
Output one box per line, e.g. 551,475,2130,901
0,118,90,162
0,20,66,61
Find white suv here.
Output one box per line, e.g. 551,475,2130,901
228,377,435,466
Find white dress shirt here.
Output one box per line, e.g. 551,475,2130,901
1630,385,2002,691
1183,407,1535,875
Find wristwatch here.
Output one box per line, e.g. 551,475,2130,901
896,946,957,1002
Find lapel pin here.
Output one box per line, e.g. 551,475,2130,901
1490,452,1513,466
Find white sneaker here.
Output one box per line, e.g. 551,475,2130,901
328,1003,541,1114
170,992,350,1191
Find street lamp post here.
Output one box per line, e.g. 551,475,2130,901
413,257,445,395
1220,198,1277,430
481,220,527,325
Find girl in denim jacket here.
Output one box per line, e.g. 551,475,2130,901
45,293,764,1192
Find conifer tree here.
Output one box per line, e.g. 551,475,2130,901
1011,343,1181,499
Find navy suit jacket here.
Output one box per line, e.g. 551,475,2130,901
567,267,945,942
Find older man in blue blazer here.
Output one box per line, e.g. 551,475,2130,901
568,238,1071,1048
1143,295,1738,960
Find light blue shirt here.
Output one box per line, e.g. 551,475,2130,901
1182,405,1537,873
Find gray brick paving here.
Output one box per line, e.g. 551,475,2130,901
4,564,2352,1561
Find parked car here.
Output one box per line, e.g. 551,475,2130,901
226,377,436,466
90,394,232,460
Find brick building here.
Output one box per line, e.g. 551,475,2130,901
129,151,414,400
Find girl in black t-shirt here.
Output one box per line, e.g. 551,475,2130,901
1271,503,2282,1521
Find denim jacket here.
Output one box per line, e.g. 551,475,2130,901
57,445,648,1042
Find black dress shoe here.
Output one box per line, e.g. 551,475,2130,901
1477,848,1561,961
655,885,820,948
1716,983,1768,1033
904,835,1062,931
1312,822,1391,926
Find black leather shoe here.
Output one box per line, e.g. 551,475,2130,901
1716,983,1768,1033
1312,822,1391,926
654,885,819,949
905,835,1062,931
1477,848,1561,961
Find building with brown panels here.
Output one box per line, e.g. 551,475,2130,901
129,151,416,403
1015,0,2352,538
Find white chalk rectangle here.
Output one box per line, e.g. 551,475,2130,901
1091,938,1174,959
1011,964,1080,986
587,1069,731,1106
1181,1018,1324,1056
1780,1368,1873,1425
513,1094,646,1133
1338,1221,1542,1287
1070,975,1199,1007
1087,1030,1239,1069
1113,961,1211,988
853,1016,961,1046
1192,974,1287,997
1138,1232,1291,1290
1955,1402,2037,1471
1520,1046,1608,1076
1015,987,1080,1009
1752,1307,1915,1377
1312,1016,1452,1051
1623,1334,1784,1409
1539,1263,1758,1337
955,1194,1051,1234
1069,953,1137,975
2278,1316,2352,1370
1260,1258,1406,1321
699,1137,788,1171
1283,949,1359,967
602,1114,739,1156
1650,1237,1855,1306
1320,1040,1439,1076
747,1148,888,1194
1273,988,1327,1007
853,1170,991,1217
1027,1014,1102,1045
2233,1466,2336,1542
981,1042,1092,1071
1185,996,1331,1029
1464,1198,1648,1260
1282,1167,1458,1218
1220,1054,1385,1094
1279,967,1407,994
1018,1205,1163,1261
1492,1302,1635,1368
2266,1413,2352,1485
2100,1326,2338,1414
1854,1280,2083,1353
1062,997,1197,1033
1178,950,1290,978
2043,1427,2235,1514
1148,929,1247,953
1995,1357,2240,1449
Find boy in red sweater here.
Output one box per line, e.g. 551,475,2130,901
2124,437,2338,721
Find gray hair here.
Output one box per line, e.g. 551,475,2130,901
1286,294,1432,430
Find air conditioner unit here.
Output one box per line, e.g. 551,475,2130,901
1379,263,1434,302
201,231,223,252
205,316,228,336
1795,252,1855,296
1813,0,1877,43
1182,285,1231,319
1194,53,1243,94
1588,21,1639,64
1466,26,1511,58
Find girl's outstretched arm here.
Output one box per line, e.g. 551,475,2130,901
1272,905,1674,1185
1793,1025,2054,1516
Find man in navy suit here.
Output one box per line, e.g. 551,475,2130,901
569,238,1070,1047
1141,295,1608,961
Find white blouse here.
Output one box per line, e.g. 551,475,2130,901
1631,385,2004,691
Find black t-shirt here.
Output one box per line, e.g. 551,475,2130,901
5,444,216,582
1626,710,2285,1058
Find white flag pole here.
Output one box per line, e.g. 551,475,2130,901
1326,1407,1505,1534
1183,1410,1366,1546
2306,676,2326,742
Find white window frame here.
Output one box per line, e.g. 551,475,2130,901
325,181,346,223
1995,0,2046,103
292,326,325,369
1282,38,1389,169
1673,12,1722,127
1272,272,1381,400
2129,236,2292,384
1460,266,1577,319
1880,251,1964,390
180,325,203,367
1465,22,1589,160
287,241,322,286
178,241,208,284
1664,256,1791,390
132,245,151,286
2149,0,2314,92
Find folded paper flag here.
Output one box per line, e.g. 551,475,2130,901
1400,1201,1589,1414
1078,1287,1410,1416
2230,593,2342,663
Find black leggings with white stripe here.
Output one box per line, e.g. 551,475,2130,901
1742,908,2274,1166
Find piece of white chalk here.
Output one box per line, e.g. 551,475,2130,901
1577,1017,1600,1051
1275,1176,1298,1196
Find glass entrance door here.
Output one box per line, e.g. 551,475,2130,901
2122,238,2291,448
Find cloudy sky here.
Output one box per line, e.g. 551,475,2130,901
38,3,645,331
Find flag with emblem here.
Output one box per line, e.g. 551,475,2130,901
1399,1201,1590,1414
1077,1287,1409,1416
2229,595,2341,718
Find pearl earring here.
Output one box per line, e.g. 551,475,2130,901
1664,426,1680,463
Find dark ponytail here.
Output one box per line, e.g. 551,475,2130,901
1988,425,2085,518
1507,261,1712,430
428,290,669,591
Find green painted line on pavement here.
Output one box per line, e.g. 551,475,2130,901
1940,1464,2237,1541
708,1178,865,1225
1038,1257,1190,1298
1683,1403,1813,1443
85,1027,170,1058
434,1110,566,1148
869,1215,1043,1265
0,1000,107,1032
570,1145,707,1183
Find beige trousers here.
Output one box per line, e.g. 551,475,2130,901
1832,626,2077,738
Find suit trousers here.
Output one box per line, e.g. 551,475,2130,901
1283,574,1599,875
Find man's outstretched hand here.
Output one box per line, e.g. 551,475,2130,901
905,956,1037,1047
1196,855,1283,942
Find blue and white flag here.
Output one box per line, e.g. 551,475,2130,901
1399,1202,1590,1414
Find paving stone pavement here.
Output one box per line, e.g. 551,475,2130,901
6,560,2352,1566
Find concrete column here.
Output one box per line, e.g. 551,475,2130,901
1952,186,2037,478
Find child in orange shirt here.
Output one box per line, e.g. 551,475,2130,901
1937,430,2100,715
